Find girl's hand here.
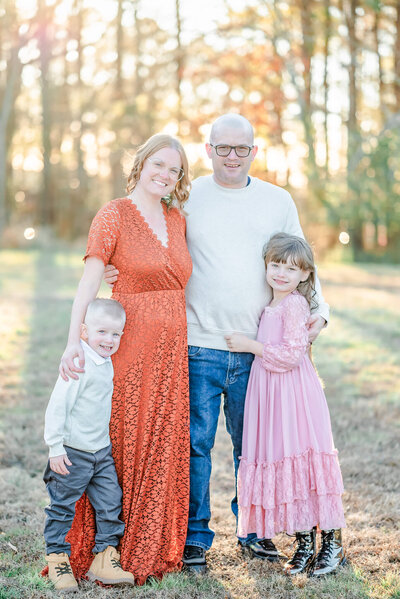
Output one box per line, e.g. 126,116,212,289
50,454,72,475
225,333,252,353
59,343,85,382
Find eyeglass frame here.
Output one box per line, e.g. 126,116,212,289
209,143,254,158
146,157,185,182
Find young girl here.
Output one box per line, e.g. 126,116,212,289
225,233,346,577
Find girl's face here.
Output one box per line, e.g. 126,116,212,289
266,257,310,296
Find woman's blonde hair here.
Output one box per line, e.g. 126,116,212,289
125,134,190,208
263,232,318,310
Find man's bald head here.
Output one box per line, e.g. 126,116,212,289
209,114,254,145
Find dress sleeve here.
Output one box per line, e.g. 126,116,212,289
261,294,310,373
84,200,121,265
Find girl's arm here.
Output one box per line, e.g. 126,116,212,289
59,257,105,381
225,294,310,372
225,334,263,356
261,295,309,372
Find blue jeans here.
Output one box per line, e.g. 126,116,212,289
186,346,259,550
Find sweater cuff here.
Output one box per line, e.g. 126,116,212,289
48,443,66,458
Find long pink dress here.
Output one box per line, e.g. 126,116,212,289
237,291,345,539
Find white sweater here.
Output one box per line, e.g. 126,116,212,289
185,175,329,350
44,341,113,457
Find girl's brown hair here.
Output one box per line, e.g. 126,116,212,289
263,232,318,310
125,134,190,208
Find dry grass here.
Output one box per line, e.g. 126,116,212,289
0,250,399,599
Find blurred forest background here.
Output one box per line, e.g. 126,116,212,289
1,0,400,261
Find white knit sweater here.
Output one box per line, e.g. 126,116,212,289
185,175,329,350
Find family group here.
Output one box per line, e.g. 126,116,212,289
42,114,346,592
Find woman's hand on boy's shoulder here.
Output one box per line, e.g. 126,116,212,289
49,453,72,475
59,343,85,382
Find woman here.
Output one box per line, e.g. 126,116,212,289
58,134,192,584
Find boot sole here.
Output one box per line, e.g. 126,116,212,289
182,563,207,575
86,571,135,585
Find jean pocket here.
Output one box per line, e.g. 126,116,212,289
188,345,203,358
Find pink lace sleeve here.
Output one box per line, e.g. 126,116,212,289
84,201,121,265
261,294,310,373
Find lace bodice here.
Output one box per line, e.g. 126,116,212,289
257,292,310,373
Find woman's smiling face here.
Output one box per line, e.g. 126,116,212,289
138,147,182,198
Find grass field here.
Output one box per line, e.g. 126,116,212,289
0,249,399,599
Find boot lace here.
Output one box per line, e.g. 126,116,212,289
316,531,334,564
288,532,313,564
55,562,73,577
111,556,123,570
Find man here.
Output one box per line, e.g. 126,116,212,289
105,114,329,573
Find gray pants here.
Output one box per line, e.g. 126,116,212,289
43,444,124,555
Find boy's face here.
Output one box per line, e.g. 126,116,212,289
81,314,124,359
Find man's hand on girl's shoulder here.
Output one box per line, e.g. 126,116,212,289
307,314,326,343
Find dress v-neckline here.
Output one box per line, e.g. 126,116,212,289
128,199,169,249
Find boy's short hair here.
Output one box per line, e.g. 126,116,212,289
85,298,126,327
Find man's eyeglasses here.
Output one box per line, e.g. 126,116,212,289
147,158,184,181
209,144,254,158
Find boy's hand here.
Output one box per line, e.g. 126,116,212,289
225,333,252,353
59,343,85,382
50,454,72,475
104,264,119,288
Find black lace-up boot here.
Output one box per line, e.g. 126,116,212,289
309,529,346,577
283,527,316,576
182,545,207,574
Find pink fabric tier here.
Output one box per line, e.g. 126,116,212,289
237,292,346,539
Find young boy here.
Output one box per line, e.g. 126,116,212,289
43,298,135,591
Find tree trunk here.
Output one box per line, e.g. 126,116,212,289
38,0,54,226
395,0,400,110
175,0,183,133
343,0,363,259
323,0,331,177
0,46,22,238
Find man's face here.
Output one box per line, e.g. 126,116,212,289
206,124,258,189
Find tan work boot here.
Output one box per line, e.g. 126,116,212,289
86,546,135,585
46,552,78,592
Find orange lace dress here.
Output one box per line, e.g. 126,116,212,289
67,198,192,584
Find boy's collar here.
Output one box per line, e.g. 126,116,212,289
80,339,111,365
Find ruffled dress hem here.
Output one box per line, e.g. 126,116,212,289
237,447,346,538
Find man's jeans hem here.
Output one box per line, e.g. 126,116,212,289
237,533,262,546
184,540,210,551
